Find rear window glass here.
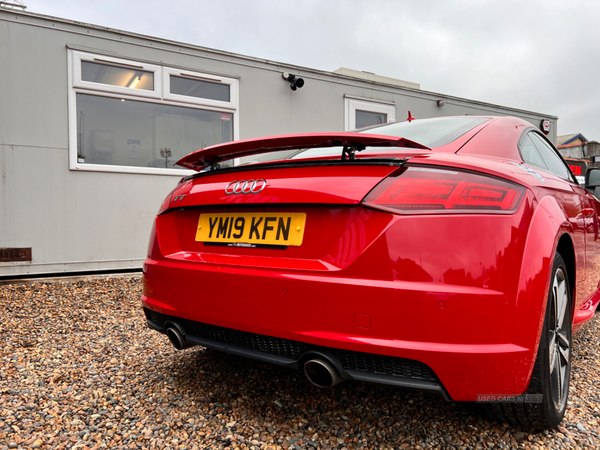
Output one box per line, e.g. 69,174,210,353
359,116,490,147
291,117,490,159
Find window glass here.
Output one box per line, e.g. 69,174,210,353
345,98,395,131
360,116,490,148
529,133,571,180
81,61,154,91
520,135,548,170
356,110,387,129
292,117,489,159
71,51,239,174
170,75,230,102
76,94,232,169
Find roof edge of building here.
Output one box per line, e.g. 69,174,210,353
0,7,558,120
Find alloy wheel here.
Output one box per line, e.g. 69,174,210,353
548,267,570,411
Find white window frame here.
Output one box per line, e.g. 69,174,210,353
163,67,238,111
344,96,395,131
71,51,162,100
67,50,239,176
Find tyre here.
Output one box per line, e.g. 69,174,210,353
488,252,572,429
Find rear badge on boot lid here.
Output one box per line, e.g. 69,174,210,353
224,179,267,195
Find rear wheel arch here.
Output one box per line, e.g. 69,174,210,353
488,250,572,429
555,233,576,318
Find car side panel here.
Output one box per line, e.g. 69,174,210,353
529,175,586,306
579,187,600,304
512,195,568,390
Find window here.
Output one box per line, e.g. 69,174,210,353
81,62,155,91
344,97,395,131
520,132,572,181
361,116,490,148
520,135,548,171
163,68,236,107
292,117,490,159
68,51,239,175
356,110,387,129
529,133,572,180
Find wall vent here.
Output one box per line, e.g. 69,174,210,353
0,248,32,262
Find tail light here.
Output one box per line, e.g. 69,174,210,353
362,166,525,214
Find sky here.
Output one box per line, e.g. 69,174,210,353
19,0,600,140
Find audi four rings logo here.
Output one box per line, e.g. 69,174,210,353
225,179,267,195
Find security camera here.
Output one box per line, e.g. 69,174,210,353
282,72,304,91
291,77,304,90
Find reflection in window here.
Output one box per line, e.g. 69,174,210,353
81,61,154,91
520,135,548,170
356,110,387,129
529,133,571,180
170,75,230,102
76,94,233,169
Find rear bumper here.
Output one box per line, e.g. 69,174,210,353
144,308,451,400
142,257,537,401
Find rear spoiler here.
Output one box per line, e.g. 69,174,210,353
175,132,430,171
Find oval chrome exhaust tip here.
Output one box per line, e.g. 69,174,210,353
303,359,343,388
165,323,193,350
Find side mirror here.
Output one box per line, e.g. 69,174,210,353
585,168,600,188
585,168,600,199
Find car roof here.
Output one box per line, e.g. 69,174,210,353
454,116,538,161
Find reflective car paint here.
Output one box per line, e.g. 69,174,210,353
167,165,402,208
176,132,429,170
142,116,600,402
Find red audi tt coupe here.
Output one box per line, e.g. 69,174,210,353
142,116,600,429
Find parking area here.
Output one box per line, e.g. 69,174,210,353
1,277,599,449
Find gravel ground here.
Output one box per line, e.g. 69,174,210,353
1,276,599,450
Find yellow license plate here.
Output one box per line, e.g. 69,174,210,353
196,212,307,247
